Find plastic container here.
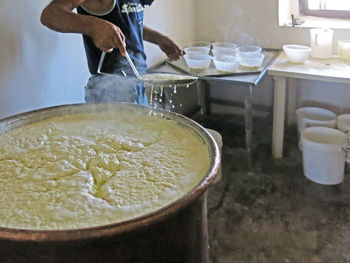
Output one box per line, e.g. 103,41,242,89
184,47,210,55
310,28,334,59
212,48,236,57
236,45,262,53
213,55,239,72
184,54,212,71
207,129,223,183
283,44,311,64
212,42,237,53
296,107,337,150
186,41,212,48
301,127,347,185
338,40,350,60
237,52,265,68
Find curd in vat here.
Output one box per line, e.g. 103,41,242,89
0,111,210,230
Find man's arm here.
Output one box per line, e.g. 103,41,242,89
40,0,126,55
143,26,182,61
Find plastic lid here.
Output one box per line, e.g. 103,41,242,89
296,107,336,121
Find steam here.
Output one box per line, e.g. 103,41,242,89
216,1,263,46
84,74,189,113
85,74,142,104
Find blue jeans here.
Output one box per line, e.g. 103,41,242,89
85,74,148,105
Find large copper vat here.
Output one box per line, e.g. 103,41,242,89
0,103,220,263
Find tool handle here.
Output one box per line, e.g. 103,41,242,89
97,51,139,78
125,51,140,78
97,51,107,75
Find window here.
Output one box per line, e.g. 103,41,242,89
278,0,350,28
300,0,350,18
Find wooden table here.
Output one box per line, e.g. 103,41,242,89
268,53,350,158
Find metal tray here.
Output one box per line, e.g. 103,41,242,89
167,50,279,78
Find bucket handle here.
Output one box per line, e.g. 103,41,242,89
342,130,350,157
341,144,350,158
345,130,350,143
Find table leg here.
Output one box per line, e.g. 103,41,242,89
272,76,287,158
196,80,209,116
244,85,254,169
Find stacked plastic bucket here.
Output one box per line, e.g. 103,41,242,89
337,114,350,166
296,107,350,185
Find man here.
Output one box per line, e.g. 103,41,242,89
41,0,182,103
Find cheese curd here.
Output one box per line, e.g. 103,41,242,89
0,111,210,230
140,73,196,81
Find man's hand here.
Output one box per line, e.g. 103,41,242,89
157,35,183,61
143,26,182,61
90,18,126,55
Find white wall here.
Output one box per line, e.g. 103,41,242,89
144,0,196,65
0,0,89,119
195,0,350,50
194,0,350,118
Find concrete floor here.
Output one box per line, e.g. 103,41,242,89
203,114,350,263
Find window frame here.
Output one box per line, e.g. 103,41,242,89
299,0,350,19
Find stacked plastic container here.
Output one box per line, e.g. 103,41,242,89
296,107,349,185
183,41,212,71
236,45,265,68
183,41,265,72
211,42,239,72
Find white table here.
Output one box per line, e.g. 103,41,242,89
268,53,350,158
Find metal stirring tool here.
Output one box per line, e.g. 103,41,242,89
97,51,198,86
97,51,139,78
125,51,140,79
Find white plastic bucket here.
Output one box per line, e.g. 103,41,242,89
337,114,350,165
337,114,350,133
301,127,347,185
207,129,223,184
296,107,337,150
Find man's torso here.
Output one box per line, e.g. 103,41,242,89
78,0,153,75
